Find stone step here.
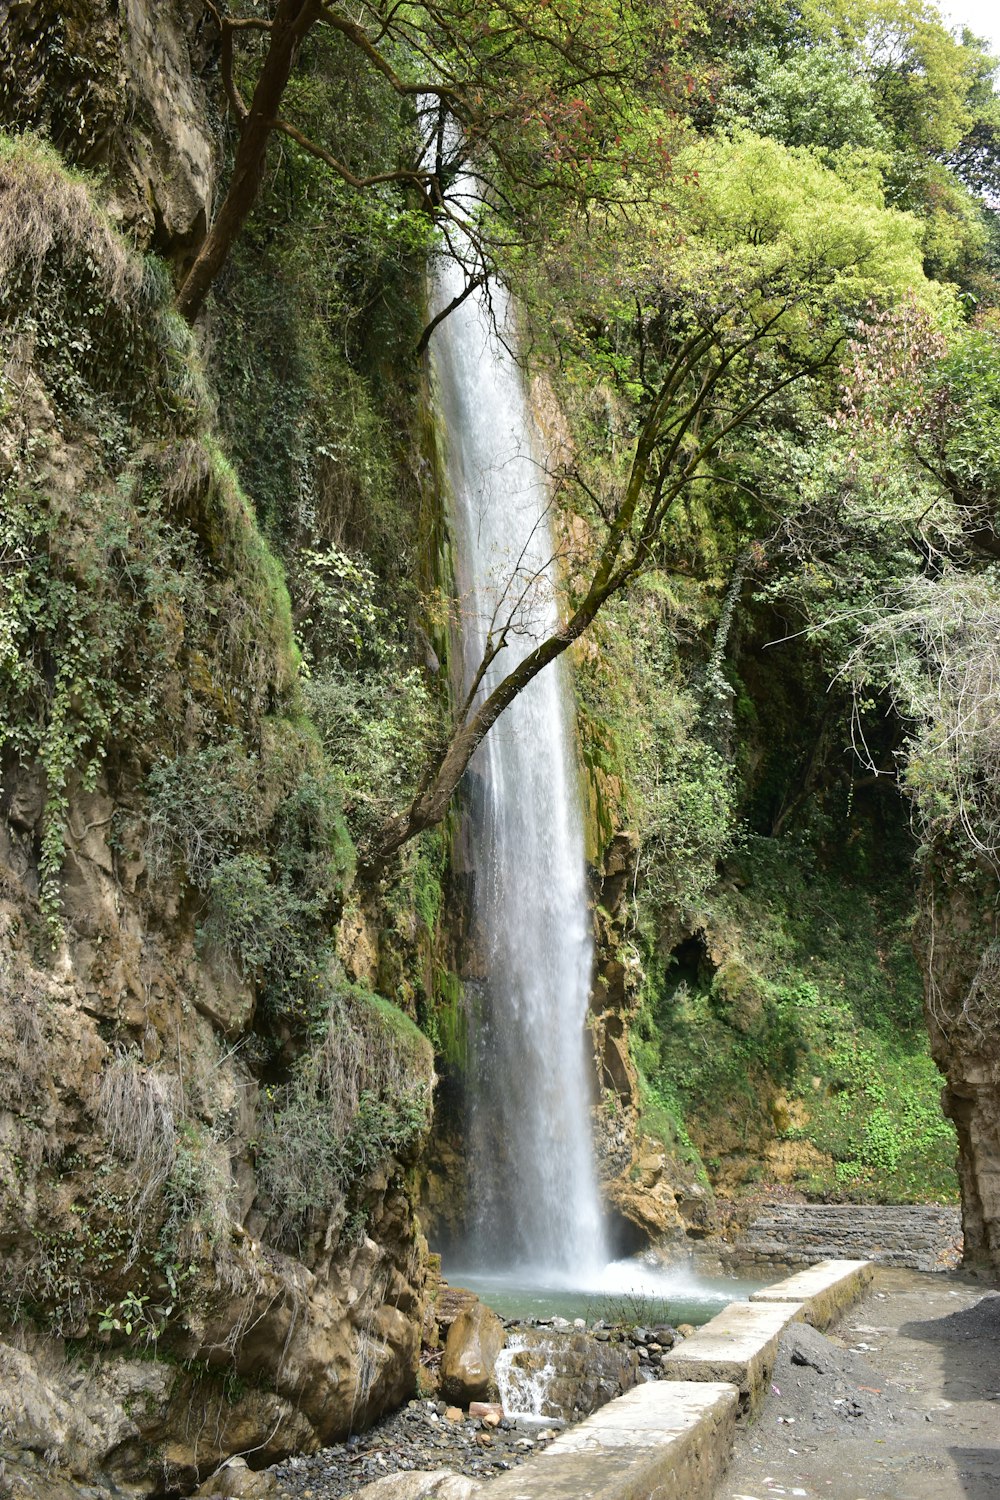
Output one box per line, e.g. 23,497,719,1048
350,1258,876,1500
659,1300,805,1412
749,1258,873,1328
483,1380,739,1500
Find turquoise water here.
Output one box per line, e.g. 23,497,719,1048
444,1257,765,1328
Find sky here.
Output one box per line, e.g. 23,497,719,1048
941,1,1000,58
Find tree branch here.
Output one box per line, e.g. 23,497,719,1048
414,272,486,358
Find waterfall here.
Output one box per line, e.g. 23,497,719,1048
429,190,608,1282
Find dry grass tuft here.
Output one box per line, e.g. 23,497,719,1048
97,1049,180,1249
255,979,433,1249
0,134,141,307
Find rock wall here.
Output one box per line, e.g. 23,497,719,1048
588,834,700,1249
0,766,432,1494
0,11,437,1495
0,0,220,256
733,1202,963,1272
917,849,1000,1276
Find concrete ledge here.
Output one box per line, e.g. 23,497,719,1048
659,1300,804,1412
483,1380,739,1500
750,1257,873,1329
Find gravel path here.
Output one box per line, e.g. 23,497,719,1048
715,1267,1000,1500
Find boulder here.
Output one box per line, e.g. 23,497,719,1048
354,1472,482,1500
195,1457,280,1497
496,1329,639,1422
440,1302,505,1404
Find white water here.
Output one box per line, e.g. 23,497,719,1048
429,179,607,1280
494,1332,558,1421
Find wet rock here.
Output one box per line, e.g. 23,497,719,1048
468,1402,502,1421
440,1303,505,1405
497,1329,639,1422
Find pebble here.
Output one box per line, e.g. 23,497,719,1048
268,1400,555,1499
267,1315,686,1497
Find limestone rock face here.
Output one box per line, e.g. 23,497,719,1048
0,786,431,1489
917,850,1000,1275
0,0,219,255
439,1301,506,1404
586,832,714,1249
0,11,435,1495
603,1135,688,1243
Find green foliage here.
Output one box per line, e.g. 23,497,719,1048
145,741,265,887
297,546,388,666
199,854,304,978
575,579,734,910
799,0,992,157
633,1067,707,1181
809,1045,955,1196
0,134,207,427
432,967,467,1072
720,44,890,154
0,493,123,919
708,0,999,289
636,834,957,1202
304,662,436,851
146,721,352,1024
0,135,324,944
672,131,940,321
255,976,433,1248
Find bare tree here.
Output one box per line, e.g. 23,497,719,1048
369,279,844,865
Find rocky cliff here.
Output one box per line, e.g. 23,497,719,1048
0,7,437,1494
918,849,1000,1276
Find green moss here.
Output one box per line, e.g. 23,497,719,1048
359,988,435,1069
639,834,958,1203
434,967,468,1072
411,830,447,935
634,1067,708,1183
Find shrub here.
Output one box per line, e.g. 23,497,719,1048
255,975,433,1249
145,741,264,887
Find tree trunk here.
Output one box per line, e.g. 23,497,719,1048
368,583,615,868
175,0,319,324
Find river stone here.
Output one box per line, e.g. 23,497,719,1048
440,1303,506,1405
353,1471,483,1499
500,1330,640,1422
195,1456,280,1497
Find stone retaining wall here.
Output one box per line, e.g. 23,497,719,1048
734,1203,961,1272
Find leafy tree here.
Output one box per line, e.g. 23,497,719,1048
175,0,688,322
800,0,990,156
709,0,999,287
718,43,890,154
839,303,1000,557
370,131,943,861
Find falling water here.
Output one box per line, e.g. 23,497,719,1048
429,189,608,1281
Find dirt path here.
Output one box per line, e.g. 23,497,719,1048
715,1267,1000,1500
